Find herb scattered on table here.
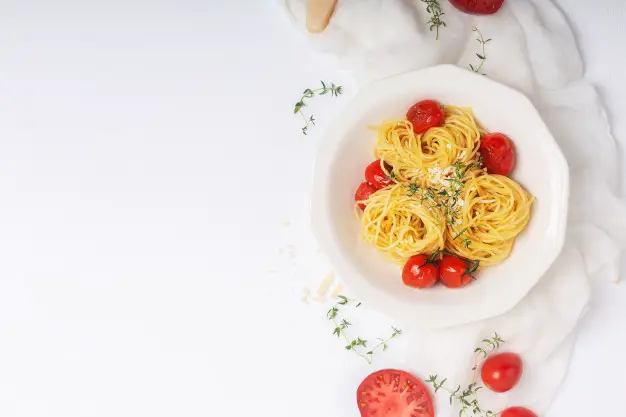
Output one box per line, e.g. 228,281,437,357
294,81,343,135
469,27,491,75
327,294,402,364
425,332,505,417
422,0,446,40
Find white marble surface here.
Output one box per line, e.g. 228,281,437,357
0,1,623,416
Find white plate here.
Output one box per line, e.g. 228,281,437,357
311,65,569,329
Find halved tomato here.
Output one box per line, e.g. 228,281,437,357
357,369,434,417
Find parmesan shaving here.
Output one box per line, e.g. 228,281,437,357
317,271,335,297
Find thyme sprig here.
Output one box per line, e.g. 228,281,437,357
404,160,482,247
469,27,491,75
426,333,505,417
294,81,343,135
422,0,446,40
327,295,402,364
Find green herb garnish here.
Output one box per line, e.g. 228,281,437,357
327,295,401,364
294,81,343,135
469,27,491,75
426,333,504,417
422,0,446,40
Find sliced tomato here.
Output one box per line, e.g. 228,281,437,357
357,369,434,417
406,100,445,134
481,352,523,393
365,160,394,190
402,254,439,289
355,182,378,210
500,407,537,417
480,133,515,175
448,0,504,15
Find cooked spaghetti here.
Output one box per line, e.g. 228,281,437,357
373,106,482,187
358,184,446,264
357,104,533,268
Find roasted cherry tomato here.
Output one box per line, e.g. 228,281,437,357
481,352,523,393
357,369,434,417
480,133,515,175
406,100,445,134
402,254,439,289
448,0,504,15
355,182,378,210
439,254,477,288
365,160,394,190
500,407,537,417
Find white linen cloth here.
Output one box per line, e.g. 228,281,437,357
282,0,626,415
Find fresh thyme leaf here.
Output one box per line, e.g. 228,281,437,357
293,101,305,114
422,0,446,40
453,228,468,240
294,81,343,135
469,27,489,75
327,296,401,364
426,332,505,417
386,171,398,184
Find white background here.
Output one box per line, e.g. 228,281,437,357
0,1,623,416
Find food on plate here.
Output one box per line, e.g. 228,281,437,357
354,182,378,210
481,352,523,393
359,184,446,263
402,254,439,289
480,132,515,175
445,173,532,265
357,369,434,417
364,159,394,189
500,407,538,417
448,0,505,15
439,253,478,288
354,99,533,288
406,99,445,134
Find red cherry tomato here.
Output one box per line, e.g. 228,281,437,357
448,0,504,15
356,369,434,417
500,407,537,417
439,254,477,288
406,100,445,134
402,254,439,289
480,133,515,175
355,182,378,210
481,352,523,393
365,160,394,190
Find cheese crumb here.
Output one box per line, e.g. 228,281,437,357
317,271,335,297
